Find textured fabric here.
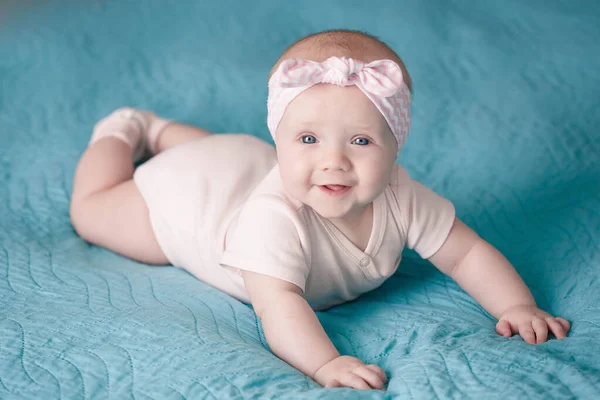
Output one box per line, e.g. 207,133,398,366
1,0,599,399
268,57,411,155
221,163,455,310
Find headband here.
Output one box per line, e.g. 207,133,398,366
267,56,412,156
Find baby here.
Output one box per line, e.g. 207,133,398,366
70,29,571,390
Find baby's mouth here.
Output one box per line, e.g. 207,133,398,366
319,184,351,197
324,184,346,191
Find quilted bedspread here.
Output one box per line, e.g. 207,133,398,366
1,0,599,398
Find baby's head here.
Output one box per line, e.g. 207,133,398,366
269,30,412,91
267,30,412,222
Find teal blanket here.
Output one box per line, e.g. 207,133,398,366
1,1,599,398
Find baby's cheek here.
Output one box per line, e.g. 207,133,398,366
365,167,393,198
364,159,392,183
280,164,307,197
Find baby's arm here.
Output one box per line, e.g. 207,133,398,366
428,218,571,344
242,271,387,390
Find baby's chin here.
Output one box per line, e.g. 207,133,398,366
309,200,365,221
311,206,349,220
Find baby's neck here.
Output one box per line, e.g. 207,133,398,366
328,203,374,252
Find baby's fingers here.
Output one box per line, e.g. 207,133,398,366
325,379,341,388
546,317,569,339
532,317,548,343
365,364,388,384
556,317,571,334
333,373,371,390
355,365,386,390
518,321,536,344
496,320,513,337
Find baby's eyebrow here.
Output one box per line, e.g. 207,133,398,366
292,121,320,132
346,120,384,132
351,123,377,131
297,119,320,126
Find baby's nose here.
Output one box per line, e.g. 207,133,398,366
320,148,351,172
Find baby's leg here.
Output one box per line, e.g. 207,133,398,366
154,121,212,153
70,109,211,265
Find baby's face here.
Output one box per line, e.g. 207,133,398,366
275,84,397,222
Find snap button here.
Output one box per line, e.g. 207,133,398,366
359,258,370,267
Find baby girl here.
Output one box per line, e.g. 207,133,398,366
70,29,570,390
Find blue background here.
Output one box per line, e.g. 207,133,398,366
1,1,599,398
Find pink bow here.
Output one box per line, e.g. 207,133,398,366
276,57,403,98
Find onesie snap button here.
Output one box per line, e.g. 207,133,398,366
359,257,370,267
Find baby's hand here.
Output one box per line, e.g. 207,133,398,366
313,355,387,390
496,305,571,344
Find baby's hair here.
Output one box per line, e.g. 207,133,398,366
270,29,412,92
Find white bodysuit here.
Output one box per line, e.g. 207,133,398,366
133,134,455,310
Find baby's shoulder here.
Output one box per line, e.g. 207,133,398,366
238,165,305,223
385,163,449,211
227,176,309,249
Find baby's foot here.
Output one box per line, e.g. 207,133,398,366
89,107,171,162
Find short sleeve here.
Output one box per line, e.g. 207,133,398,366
220,196,311,292
391,167,456,259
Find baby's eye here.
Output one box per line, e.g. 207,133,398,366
352,137,370,146
301,135,317,144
